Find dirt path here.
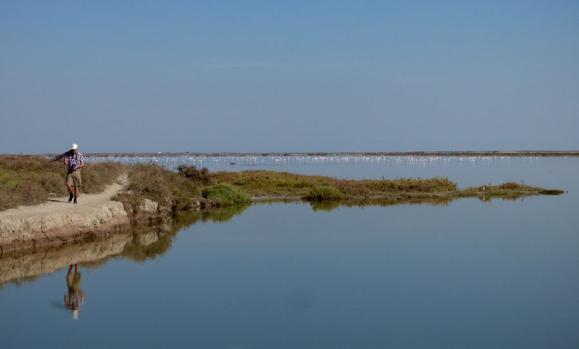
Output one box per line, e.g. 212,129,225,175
0,174,127,220
0,175,130,251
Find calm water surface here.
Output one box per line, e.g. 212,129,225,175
1,156,578,348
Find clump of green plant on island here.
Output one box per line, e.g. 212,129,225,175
201,184,251,207
305,185,343,201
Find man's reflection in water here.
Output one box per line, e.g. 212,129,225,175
64,264,85,320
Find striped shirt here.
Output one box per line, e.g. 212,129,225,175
66,152,85,171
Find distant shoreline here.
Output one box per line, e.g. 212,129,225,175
27,150,579,157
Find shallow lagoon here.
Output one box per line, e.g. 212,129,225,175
1,156,578,348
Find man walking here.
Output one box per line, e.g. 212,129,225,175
64,143,85,204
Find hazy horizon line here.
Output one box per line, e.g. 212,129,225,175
4,150,579,157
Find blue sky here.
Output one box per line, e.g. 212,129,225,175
1,0,578,153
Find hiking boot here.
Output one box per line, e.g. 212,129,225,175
68,193,74,202
73,196,78,204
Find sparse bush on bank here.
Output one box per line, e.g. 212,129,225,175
201,184,250,207
117,164,201,214
305,185,342,201
117,166,249,215
177,165,211,185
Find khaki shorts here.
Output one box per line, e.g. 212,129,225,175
66,171,82,187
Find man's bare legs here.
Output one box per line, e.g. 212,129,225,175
66,184,79,203
67,264,78,275
67,184,74,202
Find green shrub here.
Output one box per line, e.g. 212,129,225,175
305,185,342,201
202,184,250,206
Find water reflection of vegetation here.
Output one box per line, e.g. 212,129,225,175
0,205,248,288
308,197,452,212
123,205,248,262
306,189,553,212
199,204,248,222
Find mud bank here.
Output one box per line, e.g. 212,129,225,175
0,203,130,253
0,177,137,252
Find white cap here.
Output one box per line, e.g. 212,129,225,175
71,144,78,150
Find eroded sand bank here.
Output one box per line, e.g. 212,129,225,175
0,176,131,252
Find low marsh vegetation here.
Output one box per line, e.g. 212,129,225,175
0,159,564,214
210,170,458,198
210,170,563,203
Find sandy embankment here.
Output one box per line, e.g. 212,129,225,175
0,175,134,252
